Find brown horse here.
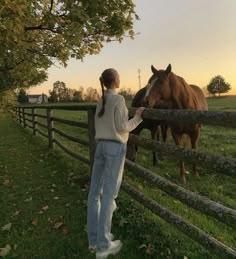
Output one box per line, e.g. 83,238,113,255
145,64,208,183
126,86,168,165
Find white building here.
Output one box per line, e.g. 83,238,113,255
28,94,48,104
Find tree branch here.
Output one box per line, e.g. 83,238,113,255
24,25,43,30
26,48,48,57
24,25,62,34
49,0,54,13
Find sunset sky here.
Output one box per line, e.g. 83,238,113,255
29,0,236,95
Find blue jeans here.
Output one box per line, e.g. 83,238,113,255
87,140,126,252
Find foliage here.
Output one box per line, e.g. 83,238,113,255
65,88,76,102
118,87,134,100
0,0,138,91
84,87,100,101
49,81,68,102
73,87,84,102
49,84,100,102
17,88,28,103
48,90,58,103
207,75,231,96
201,86,209,97
0,89,16,109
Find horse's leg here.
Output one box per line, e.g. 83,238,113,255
190,127,200,177
134,125,143,160
127,125,143,161
151,126,160,166
172,131,186,184
161,122,168,142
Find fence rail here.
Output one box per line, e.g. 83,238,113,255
122,181,236,258
13,104,236,257
128,134,236,178
37,121,48,129
36,114,47,119
52,117,88,128
53,139,90,165
125,159,236,228
53,127,89,146
37,128,48,138
129,108,236,128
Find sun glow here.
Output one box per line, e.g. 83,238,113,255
29,0,236,97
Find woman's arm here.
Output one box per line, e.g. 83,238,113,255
114,97,144,133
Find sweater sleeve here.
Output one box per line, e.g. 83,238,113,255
114,96,143,133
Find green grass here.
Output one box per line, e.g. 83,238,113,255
1,96,236,258
0,110,210,259
206,96,236,111
0,111,89,258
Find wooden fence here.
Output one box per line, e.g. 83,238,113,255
12,104,236,258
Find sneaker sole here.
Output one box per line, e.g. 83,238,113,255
89,234,114,253
96,243,122,259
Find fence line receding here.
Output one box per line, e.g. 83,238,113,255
12,104,236,258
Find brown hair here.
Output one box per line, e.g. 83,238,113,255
98,68,119,117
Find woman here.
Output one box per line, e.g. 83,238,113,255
87,68,145,259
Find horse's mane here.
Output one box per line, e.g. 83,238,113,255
131,87,146,107
168,73,206,110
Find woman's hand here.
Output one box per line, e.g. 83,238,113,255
135,107,145,117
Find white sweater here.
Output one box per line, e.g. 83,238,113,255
95,89,143,144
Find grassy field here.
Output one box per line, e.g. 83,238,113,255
1,96,236,258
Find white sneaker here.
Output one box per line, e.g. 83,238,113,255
110,233,114,241
96,240,122,259
88,233,115,252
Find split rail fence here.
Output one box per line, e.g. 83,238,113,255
12,104,236,258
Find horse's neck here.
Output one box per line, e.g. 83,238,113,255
171,76,198,109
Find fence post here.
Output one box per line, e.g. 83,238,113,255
19,107,22,125
47,108,54,148
32,108,37,135
17,107,20,123
87,107,96,172
23,108,26,128
16,107,19,122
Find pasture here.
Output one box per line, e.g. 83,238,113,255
1,96,236,258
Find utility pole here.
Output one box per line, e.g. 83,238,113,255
138,69,141,89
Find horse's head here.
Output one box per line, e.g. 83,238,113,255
145,64,172,108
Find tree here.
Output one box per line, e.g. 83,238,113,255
73,87,84,102
118,88,134,100
63,88,76,102
49,81,68,102
207,75,231,96
48,89,58,103
17,88,28,103
0,0,138,91
84,87,100,101
201,86,209,97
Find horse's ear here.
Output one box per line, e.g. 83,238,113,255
165,64,171,75
151,65,158,74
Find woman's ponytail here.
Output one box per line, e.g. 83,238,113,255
98,76,106,117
